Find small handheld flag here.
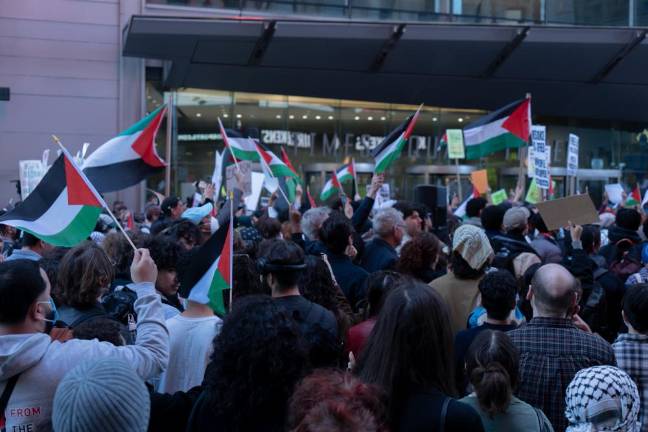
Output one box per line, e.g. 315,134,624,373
371,105,422,174
218,119,259,163
280,147,299,178
320,170,342,201
255,143,299,179
626,185,641,207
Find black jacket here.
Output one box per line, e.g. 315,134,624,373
361,238,398,273
326,253,369,311
599,226,643,265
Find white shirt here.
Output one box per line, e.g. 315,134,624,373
157,314,222,394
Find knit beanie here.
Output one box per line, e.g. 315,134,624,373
52,358,150,432
452,224,493,270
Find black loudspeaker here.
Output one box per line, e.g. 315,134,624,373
414,185,447,229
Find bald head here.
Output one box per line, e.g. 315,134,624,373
530,264,579,317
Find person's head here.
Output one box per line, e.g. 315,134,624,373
53,359,150,432
0,260,54,334
502,207,530,236
465,330,519,418
363,271,403,319
56,242,114,309
480,204,506,233
450,224,492,279
161,196,185,220
73,317,125,346
320,212,353,255
302,207,331,241
21,232,52,254
142,236,181,297
395,232,441,279
466,197,488,219
231,254,267,302
393,201,423,237
581,224,601,254
528,263,579,318
356,281,455,423
144,204,161,224
258,239,306,294
0,224,17,240
204,295,308,430
622,283,648,334
256,215,283,240
565,366,640,431
616,208,641,232
102,232,135,280
372,207,405,247
288,369,387,432
298,256,338,313
39,247,70,304
479,270,517,321
167,219,202,251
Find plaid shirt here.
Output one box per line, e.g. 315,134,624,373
508,317,616,432
613,333,648,432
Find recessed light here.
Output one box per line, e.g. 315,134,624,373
458,118,464,123
354,116,360,121
276,114,282,119
223,113,229,118
152,100,157,104
368,116,373,121
289,115,295,119
432,117,438,122
147,95,151,100
315,115,321,120
328,116,334,120
380,116,386,121
302,115,308,119
196,113,202,118
236,114,242,119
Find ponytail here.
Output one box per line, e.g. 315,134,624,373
470,362,512,417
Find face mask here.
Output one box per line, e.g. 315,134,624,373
37,299,59,334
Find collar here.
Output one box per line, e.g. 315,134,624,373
527,316,576,329
615,332,648,343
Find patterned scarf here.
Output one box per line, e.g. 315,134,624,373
565,366,640,432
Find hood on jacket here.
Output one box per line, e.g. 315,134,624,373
0,333,51,380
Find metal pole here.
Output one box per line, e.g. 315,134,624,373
455,158,462,199
164,91,173,197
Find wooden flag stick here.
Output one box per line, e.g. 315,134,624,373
51,135,137,252
218,118,240,172
228,189,234,313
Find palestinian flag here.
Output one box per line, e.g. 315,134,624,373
83,106,167,193
626,185,641,207
463,98,531,160
306,186,317,208
336,163,356,184
179,215,232,316
440,132,448,148
0,152,103,247
256,143,299,179
320,170,342,201
280,147,299,178
372,105,422,174
219,118,259,162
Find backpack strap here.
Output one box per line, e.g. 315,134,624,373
439,397,450,432
0,374,20,430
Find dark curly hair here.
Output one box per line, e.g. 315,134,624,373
140,235,180,271
288,369,388,432
256,215,282,240
298,256,339,313
396,232,441,279
203,295,309,431
40,247,71,304
232,254,268,301
166,220,202,250
73,316,124,346
56,241,114,308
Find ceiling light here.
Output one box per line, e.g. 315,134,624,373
458,118,464,123
380,116,386,121
302,115,308,119
354,116,360,121
289,115,295,119
223,113,229,118
196,113,202,118
276,114,282,119
432,117,438,122
236,114,242,119
315,115,321,120
368,116,373,121
328,116,334,120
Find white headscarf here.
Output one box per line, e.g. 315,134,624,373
565,366,640,432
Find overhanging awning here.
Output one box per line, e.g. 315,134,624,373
123,16,648,123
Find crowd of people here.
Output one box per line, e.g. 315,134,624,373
0,172,647,431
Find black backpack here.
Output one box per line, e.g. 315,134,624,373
609,239,642,282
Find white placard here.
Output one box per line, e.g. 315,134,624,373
567,134,579,176
527,146,535,178
245,172,265,211
605,183,624,205
532,125,550,190
19,160,46,199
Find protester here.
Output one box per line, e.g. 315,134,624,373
460,330,553,431
360,207,404,272
143,235,184,318
508,263,617,431
347,271,403,358
260,239,339,367
396,231,444,283
103,231,135,287
464,197,487,229
613,283,648,429
167,219,202,251
626,243,648,285
320,213,368,310
5,232,51,261
52,358,150,432
287,369,387,432
529,213,562,264
599,208,643,282
300,207,330,255
186,295,309,431
454,270,519,394
393,201,423,252
151,196,186,234
0,251,168,430
0,223,17,256
72,316,125,346
480,204,506,245
490,207,538,271
565,365,640,432
141,204,161,235
356,281,484,431
430,224,493,334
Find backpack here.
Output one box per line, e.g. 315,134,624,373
101,286,138,327
609,239,642,282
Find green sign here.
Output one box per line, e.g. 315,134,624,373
491,189,507,205
447,129,465,159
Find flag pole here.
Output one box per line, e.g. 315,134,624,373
228,189,234,313
51,135,137,252
351,158,359,199
516,93,532,197
218,118,240,172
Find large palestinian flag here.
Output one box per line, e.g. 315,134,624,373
179,216,232,316
0,152,103,247
219,119,259,162
463,98,531,160
320,170,342,201
256,143,299,179
372,106,422,174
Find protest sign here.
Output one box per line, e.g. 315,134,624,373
536,194,599,231
526,179,541,205
226,160,252,197
446,129,465,159
19,160,46,200
567,134,579,176
532,126,550,190
245,172,265,211
605,183,624,204
491,189,508,205
527,146,535,178
470,169,489,194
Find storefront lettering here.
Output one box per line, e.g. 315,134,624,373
261,130,313,148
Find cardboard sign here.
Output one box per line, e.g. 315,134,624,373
567,134,579,176
19,160,46,200
226,160,252,197
605,183,624,205
536,194,599,231
446,129,465,159
491,189,508,205
470,169,489,194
